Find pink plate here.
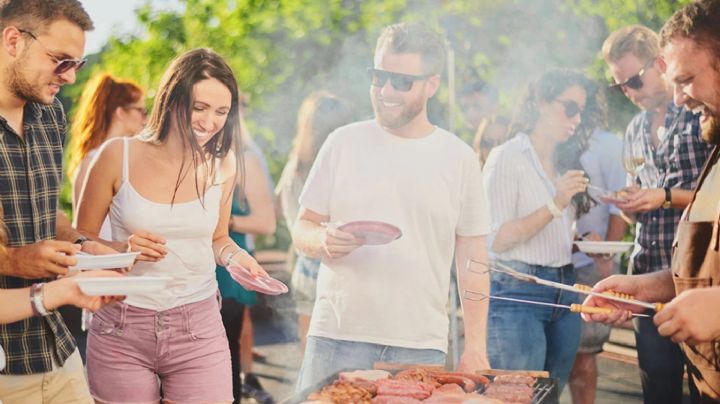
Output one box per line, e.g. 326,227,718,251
227,265,288,296
337,221,402,246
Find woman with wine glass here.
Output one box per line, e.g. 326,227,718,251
482,69,600,391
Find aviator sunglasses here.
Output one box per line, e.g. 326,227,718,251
555,99,583,119
609,60,655,91
367,67,434,92
18,29,87,75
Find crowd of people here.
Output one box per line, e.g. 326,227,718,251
1,0,720,403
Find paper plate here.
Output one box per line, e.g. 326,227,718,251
227,265,288,296
76,276,172,296
337,221,402,246
70,252,140,271
575,241,634,255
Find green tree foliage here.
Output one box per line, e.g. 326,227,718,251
63,0,691,248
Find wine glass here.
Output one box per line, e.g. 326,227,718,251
622,141,645,178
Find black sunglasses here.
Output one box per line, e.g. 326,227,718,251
609,60,655,91
555,99,583,119
367,67,434,92
18,29,87,75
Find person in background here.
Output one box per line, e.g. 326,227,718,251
459,79,500,138
0,1,119,402
601,24,712,403
293,22,491,392
70,72,147,237
483,69,599,391
275,91,353,351
76,48,266,404
567,89,628,404
472,114,510,167
63,72,146,359
585,1,720,400
216,115,277,403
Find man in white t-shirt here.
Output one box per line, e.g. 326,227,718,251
292,22,491,393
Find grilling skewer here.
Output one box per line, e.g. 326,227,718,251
463,291,651,317
467,260,665,312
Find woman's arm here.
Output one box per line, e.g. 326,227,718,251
75,139,126,252
212,153,267,277
0,271,124,324
229,152,276,236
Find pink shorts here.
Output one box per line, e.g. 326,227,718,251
86,295,232,403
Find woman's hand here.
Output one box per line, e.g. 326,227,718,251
127,230,167,262
554,170,588,209
228,248,269,278
44,271,126,312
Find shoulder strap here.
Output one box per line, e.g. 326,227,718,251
122,137,129,183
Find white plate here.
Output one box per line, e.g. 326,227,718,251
69,252,140,271
575,241,634,254
76,276,172,296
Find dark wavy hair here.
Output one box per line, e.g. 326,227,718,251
510,68,601,217
140,48,244,206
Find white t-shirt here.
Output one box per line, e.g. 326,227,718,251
299,119,490,352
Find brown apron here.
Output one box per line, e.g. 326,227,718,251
671,146,720,402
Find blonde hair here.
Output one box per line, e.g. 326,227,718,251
602,25,660,63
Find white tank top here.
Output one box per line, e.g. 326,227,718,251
109,137,221,310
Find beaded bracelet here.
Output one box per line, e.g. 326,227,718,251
225,249,243,266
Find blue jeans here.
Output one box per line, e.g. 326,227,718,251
487,260,580,392
634,315,697,404
294,336,446,394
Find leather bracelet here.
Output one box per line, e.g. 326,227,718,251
546,200,563,218
30,283,51,316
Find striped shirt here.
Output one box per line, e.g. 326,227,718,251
0,99,76,375
624,103,712,274
483,133,576,267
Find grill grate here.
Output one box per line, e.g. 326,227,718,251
532,377,557,403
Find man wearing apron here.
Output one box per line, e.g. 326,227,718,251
583,1,720,401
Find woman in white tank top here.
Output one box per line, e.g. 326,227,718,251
75,49,267,404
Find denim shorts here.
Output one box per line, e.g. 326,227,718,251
487,260,580,392
86,295,233,403
294,336,445,394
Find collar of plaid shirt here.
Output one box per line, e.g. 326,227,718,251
0,99,76,375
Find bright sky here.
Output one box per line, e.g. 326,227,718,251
80,0,182,55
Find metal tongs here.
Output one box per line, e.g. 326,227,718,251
463,291,650,317
467,259,664,312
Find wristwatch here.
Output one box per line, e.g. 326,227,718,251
73,235,89,246
662,187,672,209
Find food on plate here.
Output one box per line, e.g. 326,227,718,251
340,369,392,382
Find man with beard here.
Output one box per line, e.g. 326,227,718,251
597,24,713,404
584,0,720,400
0,1,114,402
292,22,491,393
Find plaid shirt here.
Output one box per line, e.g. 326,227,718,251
624,103,713,274
0,99,76,375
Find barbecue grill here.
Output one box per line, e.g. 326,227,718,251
289,370,559,404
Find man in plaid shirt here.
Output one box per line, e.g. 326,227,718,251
0,1,119,402
602,25,713,404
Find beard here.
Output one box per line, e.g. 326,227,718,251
700,113,720,145
371,92,425,130
6,54,46,104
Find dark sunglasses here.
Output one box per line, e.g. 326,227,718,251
18,29,87,75
367,67,434,92
555,99,583,119
609,60,655,91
